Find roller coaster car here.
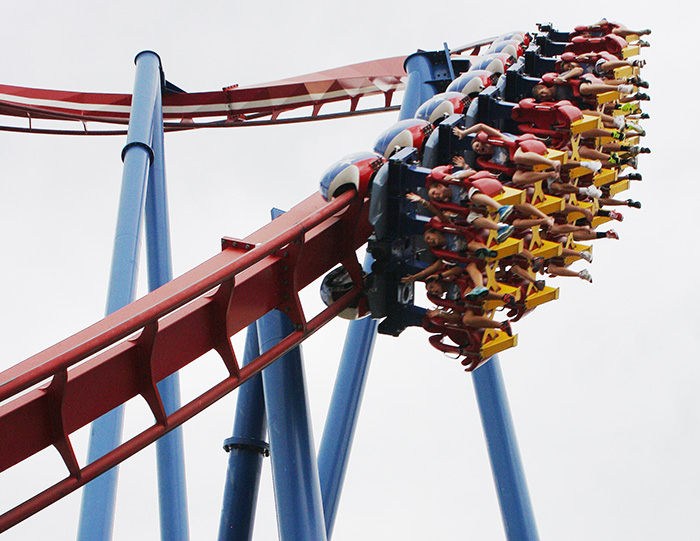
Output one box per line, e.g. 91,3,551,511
415,92,471,125
491,31,531,47
319,151,386,201
467,53,516,75
365,147,436,335
446,70,495,98
486,39,524,59
421,113,470,169
373,118,434,160
534,34,567,57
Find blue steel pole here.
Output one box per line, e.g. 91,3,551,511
77,50,162,541
218,323,269,541
145,86,190,541
316,54,438,539
257,310,327,541
472,357,540,541
317,257,377,539
257,208,326,541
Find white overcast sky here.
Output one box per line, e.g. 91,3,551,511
1,2,698,540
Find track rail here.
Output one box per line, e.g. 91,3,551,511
0,189,372,532
0,56,407,134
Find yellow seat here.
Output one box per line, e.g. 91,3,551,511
525,285,559,310
528,226,562,260
531,181,565,215
622,45,640,59
563,235,592,265
533,149,566,171
596,90,620,105
596,128,626,145
532,238,562,260
483,282,521,311
570,114,601,134
565,194,596,223
567,165,594,180
494,186,526,206
591,215,610,228
534,194,565,215
514,267,556,307
609,178,630,196
613,65,634,79
593,168,617,187
484,236,523,260
480,329,518,359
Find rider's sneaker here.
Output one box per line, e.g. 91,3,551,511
578,269,593,283
497,204,514,222
496,225,515,244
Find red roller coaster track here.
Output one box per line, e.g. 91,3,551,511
0,56,407,135
0,188,372,532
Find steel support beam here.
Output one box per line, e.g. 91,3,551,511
256,208,326,541
317,257,377,539
257,310,327,541
77,50,162,541
472,357,540,541
218,324,268,541
146,85,190,541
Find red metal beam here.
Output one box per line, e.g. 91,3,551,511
0,55,407,129
0,189,373,532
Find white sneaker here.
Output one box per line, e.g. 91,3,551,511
617,84,634,95
612,116,626,129
581,160,602,173
627,120,644,134
585,185,603,198
578,269,593,283
579,251,593,263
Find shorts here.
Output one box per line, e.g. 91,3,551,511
458,187,483,207
544,176,559,191
466,210,484,224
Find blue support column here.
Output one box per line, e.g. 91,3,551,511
77,50,162,541
317,257,377,539
472,356,540,541
256,209,326,541
218,324,269,541
146,86,190,541
257,310,327,541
